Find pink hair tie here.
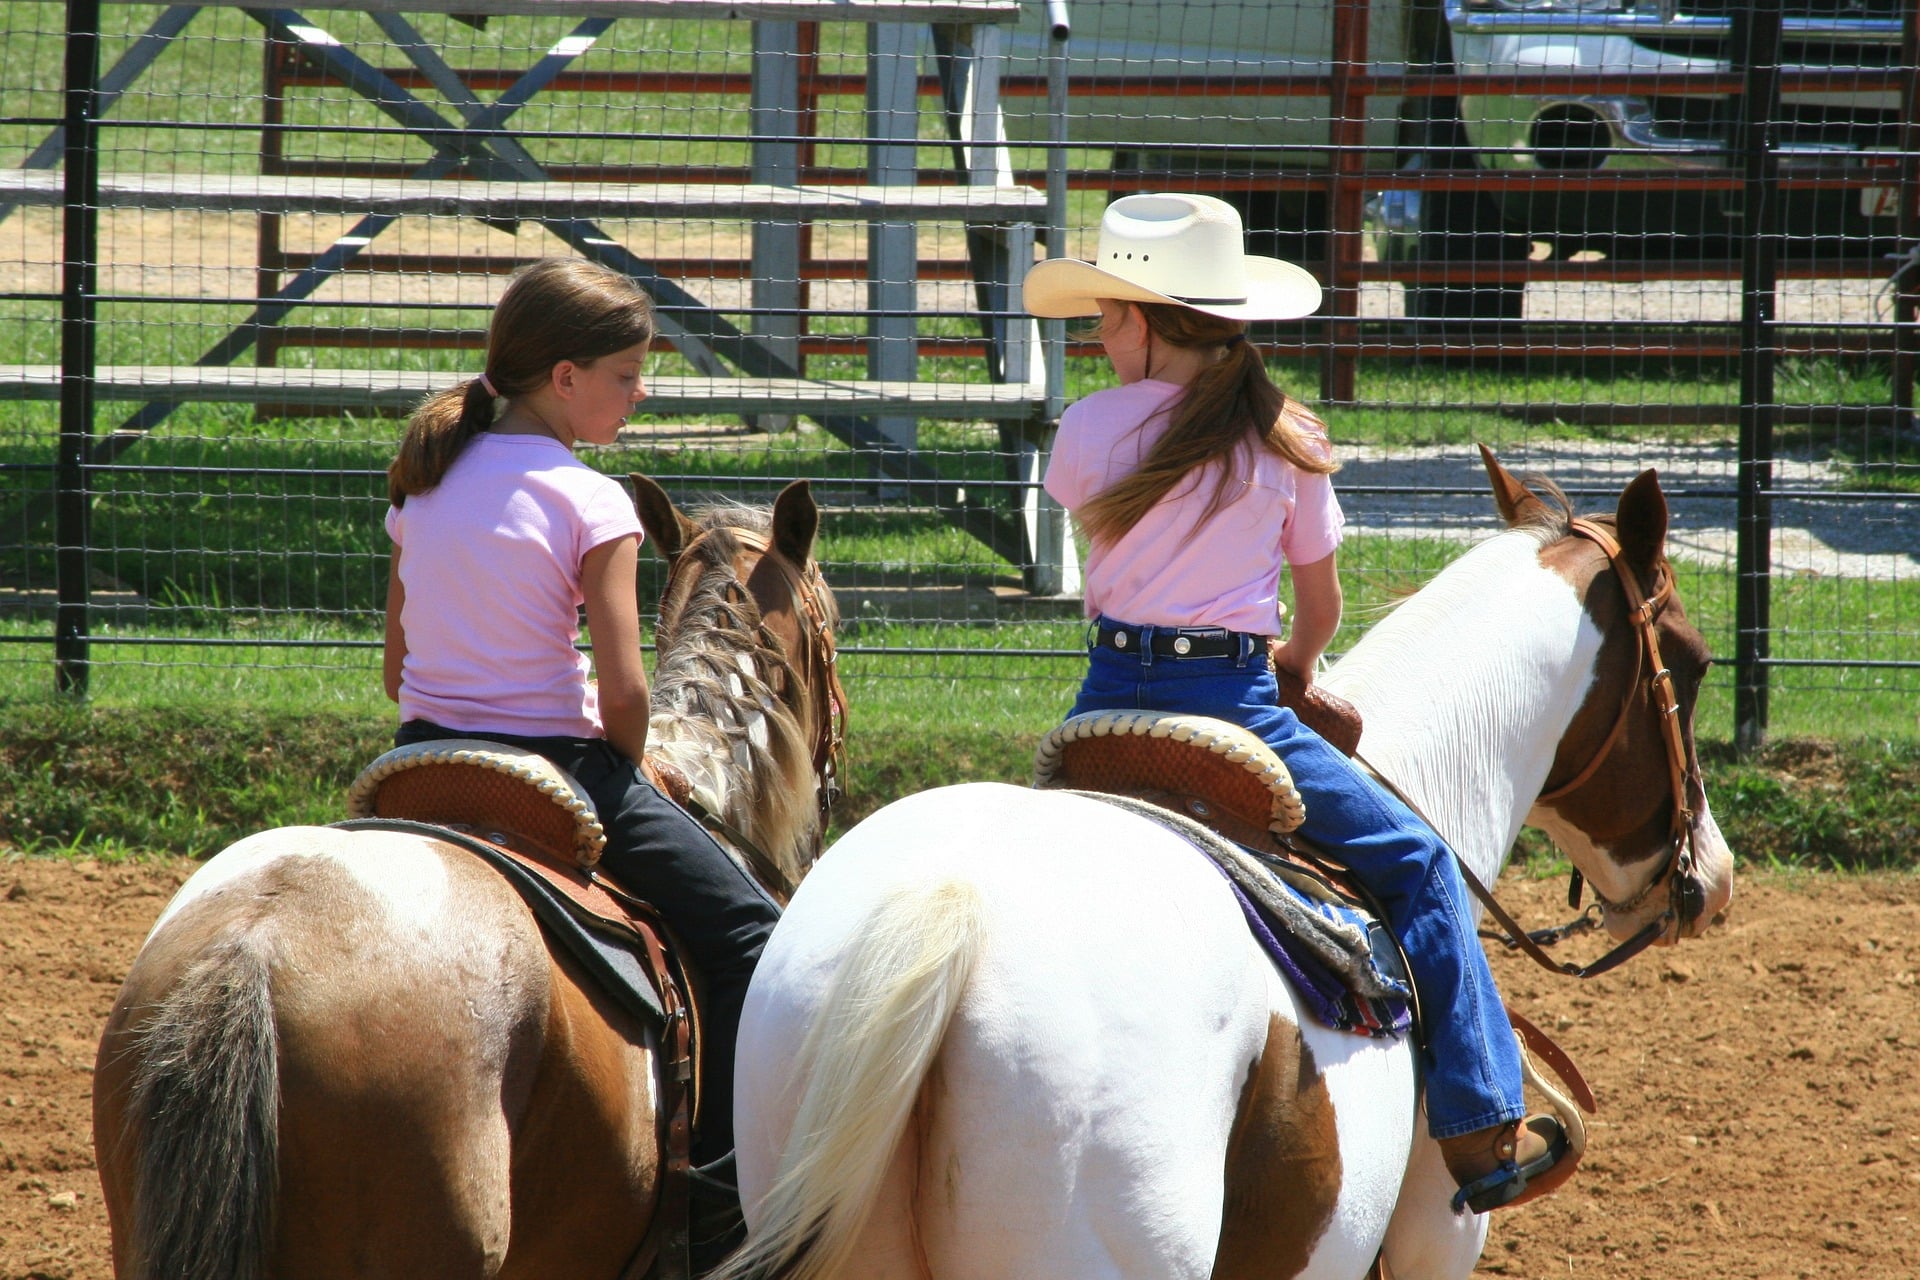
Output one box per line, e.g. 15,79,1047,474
477,372,498,397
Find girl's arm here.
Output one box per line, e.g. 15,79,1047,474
1272,550,1342,684
581,533,651,762
382,553,406,703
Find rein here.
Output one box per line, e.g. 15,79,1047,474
1359,516,1705,981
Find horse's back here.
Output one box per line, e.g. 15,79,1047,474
738,782,1413,1280
96,825,565,1279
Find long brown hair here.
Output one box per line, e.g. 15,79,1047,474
1075,302,1336,546
387,258,657,506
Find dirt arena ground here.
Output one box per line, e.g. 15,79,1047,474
1,855,1914,1280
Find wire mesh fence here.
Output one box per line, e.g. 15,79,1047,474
2,0,1915,744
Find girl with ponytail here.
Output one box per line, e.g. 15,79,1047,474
382,258,777,1260
1024,195,1575,1216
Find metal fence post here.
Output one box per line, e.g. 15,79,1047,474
1320,0,1368,405
1042,0,1069,436
1020,0,1076,597
1732,0,1782,755
1895,5,1920,447
58,0,102,696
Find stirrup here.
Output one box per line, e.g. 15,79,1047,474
1449,1116,1570,1214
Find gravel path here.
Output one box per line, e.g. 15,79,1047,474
1335,442,1917,581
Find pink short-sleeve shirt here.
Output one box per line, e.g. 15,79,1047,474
386,432,643,737
1044,379,1344,635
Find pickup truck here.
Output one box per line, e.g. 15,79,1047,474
1007,0,1909,320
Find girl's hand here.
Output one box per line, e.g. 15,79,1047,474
1267,638,1318,685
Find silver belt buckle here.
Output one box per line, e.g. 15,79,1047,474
1172,635,1193,655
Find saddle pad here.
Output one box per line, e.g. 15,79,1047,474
1224,878,1413,1039
347,740,607,868
1079,792,1413,1040
1034,710,1306,838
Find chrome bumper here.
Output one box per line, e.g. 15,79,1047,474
1442,0,1903,172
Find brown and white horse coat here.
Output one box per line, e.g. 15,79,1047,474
93,480,839,1280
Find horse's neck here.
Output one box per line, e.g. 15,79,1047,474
648,637,815,881
1322,531,1600,890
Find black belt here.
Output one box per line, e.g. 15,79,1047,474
1095,624,1262,660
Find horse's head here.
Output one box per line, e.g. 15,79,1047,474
630,473,845,893
1480,446,1734,946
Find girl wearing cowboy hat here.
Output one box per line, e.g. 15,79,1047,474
1025,193,1571,1215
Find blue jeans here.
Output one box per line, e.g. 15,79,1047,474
1071,620,1524,1139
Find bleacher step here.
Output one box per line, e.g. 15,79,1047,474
0,365,1043,421
0,171,1043,222
102,0,1027,21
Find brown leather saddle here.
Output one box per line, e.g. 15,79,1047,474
1031,666,1366,880
1033,699,1597,1177
1271,658,1365,757
1033,709,1310,850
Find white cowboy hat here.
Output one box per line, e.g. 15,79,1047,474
1023,192,1322,323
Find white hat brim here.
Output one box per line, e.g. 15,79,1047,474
1022,254,1323,322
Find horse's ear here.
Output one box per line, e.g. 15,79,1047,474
1614,467,1669,580
630,472,698,563
1479,443,1550,528
770,479,819,566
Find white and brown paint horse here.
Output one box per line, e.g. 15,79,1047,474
92,477,841,1280
722,449,1734,1280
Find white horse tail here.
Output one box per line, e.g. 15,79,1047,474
123,939,281,1280
717,877,985,1280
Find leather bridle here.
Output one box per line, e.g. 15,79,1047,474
1483,517,1709,976
1365,515,1709,980
659,524,848,862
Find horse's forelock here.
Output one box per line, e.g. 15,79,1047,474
691,500,773,545
1513,473,1575,542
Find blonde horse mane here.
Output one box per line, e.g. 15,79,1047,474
646,503,823,887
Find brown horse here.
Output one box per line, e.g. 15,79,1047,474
92,477,841,1280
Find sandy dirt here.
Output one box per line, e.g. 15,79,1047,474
0,855,1915,1280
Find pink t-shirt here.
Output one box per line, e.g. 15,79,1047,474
1044,379,1344,635
386,432,644,737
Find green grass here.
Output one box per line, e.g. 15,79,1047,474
1,694,1914,872
3,517,1914,739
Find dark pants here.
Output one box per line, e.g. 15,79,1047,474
396,720,781,1164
